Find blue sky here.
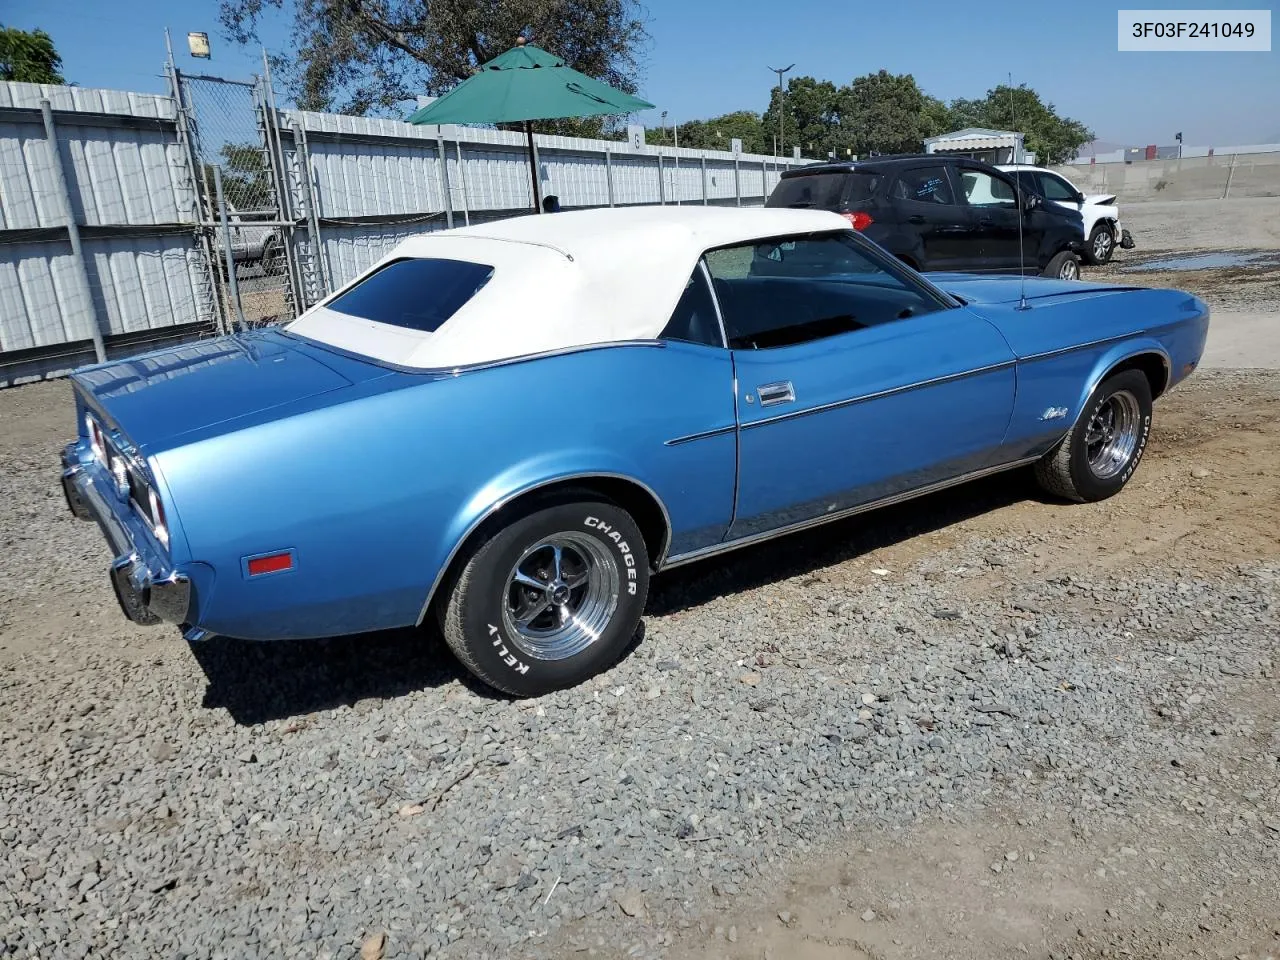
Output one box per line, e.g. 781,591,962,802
5,0,1277,146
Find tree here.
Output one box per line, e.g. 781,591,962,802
201,143,274,212
948,84,1093,165
0,25,65,84
220,0,649,123
839,70,941,157
762,76,840,158
674,111,766,154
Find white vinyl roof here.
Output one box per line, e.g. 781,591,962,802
286,205,849,369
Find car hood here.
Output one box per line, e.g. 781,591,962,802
72,330,388,452
928,273,1144,305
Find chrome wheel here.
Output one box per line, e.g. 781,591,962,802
1085,389,1141,479
1092,229,1114,262
501,532,620,661
1059,257,1080,280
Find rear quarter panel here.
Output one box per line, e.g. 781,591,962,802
155,342,736,641
980,287,1209,459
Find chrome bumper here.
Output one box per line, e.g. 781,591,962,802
60,441,190,627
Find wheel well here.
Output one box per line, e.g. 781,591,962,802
1107,352,1170,399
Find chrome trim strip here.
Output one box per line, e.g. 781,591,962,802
1018,333,1133,363
414,471,675,626
282,331,668,377
741,360,1017,430
659,455,1041,571
664,425,736,447
697,259,730,350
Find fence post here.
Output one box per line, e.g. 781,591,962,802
605,149,615,207
700,156,708,205
657,152,666,204
1223,154,1237,199
435,130,455,229
213,165,248,330
39,100,106,364
733,155,741,206
259,54,305,318
762,158,768,202
455,138,471,226
291,120,331,296
167,60,228,336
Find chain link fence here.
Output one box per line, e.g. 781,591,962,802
177,72,298,328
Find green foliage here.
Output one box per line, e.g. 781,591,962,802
948,84,1093,165
201,143,273,212
0,25,65,84
674,111,767,154
221,0,649,118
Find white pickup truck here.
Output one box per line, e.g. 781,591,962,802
998,164,1135,265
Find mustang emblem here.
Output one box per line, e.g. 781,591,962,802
1040,406,1070,421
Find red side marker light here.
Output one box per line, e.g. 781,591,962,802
247,552,293,576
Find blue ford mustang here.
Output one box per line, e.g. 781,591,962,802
59,207,1209,696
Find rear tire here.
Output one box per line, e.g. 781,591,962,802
1085,224,1115,265
1043,250,1080,280
438,494,650,697
1033,369,1153,502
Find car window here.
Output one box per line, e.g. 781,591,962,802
958,169,1017,208
767,172,881,209
890,166,955,204
703,233,946,350
1010,170,1039,194
325,257,494,332
659,268,724,347
1037,172,1078,202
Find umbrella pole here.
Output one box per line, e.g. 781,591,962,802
524,120,543,213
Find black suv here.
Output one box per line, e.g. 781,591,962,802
766,155,1085,279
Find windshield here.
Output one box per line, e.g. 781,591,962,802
324,257,494,332
767,172,880,210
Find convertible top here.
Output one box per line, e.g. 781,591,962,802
286,206,849,369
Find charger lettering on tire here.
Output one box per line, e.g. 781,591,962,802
585,515,638,595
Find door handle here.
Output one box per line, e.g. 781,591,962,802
977,217,994,226
907,215,926,224
756,381,795,407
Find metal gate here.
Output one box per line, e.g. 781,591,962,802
172,59,304,331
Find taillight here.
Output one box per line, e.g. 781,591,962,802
841,211,874,231
148,488,170,550
86,414,105,462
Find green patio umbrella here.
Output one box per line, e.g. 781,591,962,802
408,38,654,212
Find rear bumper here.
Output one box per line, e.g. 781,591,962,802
60,441,192,629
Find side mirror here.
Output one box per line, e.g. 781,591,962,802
1023,192,1041,211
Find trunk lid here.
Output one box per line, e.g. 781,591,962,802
72,329,385,451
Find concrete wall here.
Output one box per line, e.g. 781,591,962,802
1049,151,1280,202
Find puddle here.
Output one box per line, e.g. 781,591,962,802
1121,250,1280,273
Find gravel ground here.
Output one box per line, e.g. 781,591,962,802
2,366,1278,959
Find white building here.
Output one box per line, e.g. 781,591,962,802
923,128,1030,165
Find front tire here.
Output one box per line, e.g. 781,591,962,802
1085,224,1115,265
438,494,650,697
1033,369,1153,502
1043,250,1081,280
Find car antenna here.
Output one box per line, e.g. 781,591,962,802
1010,73,1030,312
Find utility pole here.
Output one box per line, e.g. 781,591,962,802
768,63,794,161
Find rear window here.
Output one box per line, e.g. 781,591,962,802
767,172,880,210
326,257,494,332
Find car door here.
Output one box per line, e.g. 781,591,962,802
887,164,974,270
704,232,1017,541
956,166,1024,272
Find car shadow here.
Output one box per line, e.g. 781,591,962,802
190,617,650,726
192,468,1045,725
647,467,1047,617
